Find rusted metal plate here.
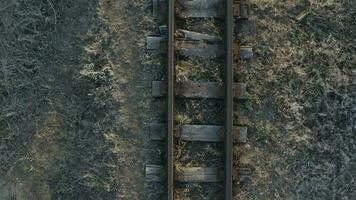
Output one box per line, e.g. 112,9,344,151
177,0,224,18
176,167,221,182
146,165,165,182
177,29,222,42
149,123,248,143
176,40,224,58
152,81,247,99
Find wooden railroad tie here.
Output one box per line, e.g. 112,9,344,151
151,81,247,99
146,165,221,182
147,35,253,59
149,123,248,143
176,40,224,58
152,81,247,99
152,0,249,19
145,165,251,182
233,0,249,19
177,29,222,42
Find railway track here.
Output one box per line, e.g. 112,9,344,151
146,0,253,199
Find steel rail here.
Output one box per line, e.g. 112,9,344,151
225,0,234,199
167,0,175,199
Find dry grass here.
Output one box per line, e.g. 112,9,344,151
0,0,123,199
1,0,354,199
235,0,355,199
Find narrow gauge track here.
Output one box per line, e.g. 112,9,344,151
146,0,252,199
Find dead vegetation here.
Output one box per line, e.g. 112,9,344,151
236,0,355,199
0,0,122,199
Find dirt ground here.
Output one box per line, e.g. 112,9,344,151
0,0,355,200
